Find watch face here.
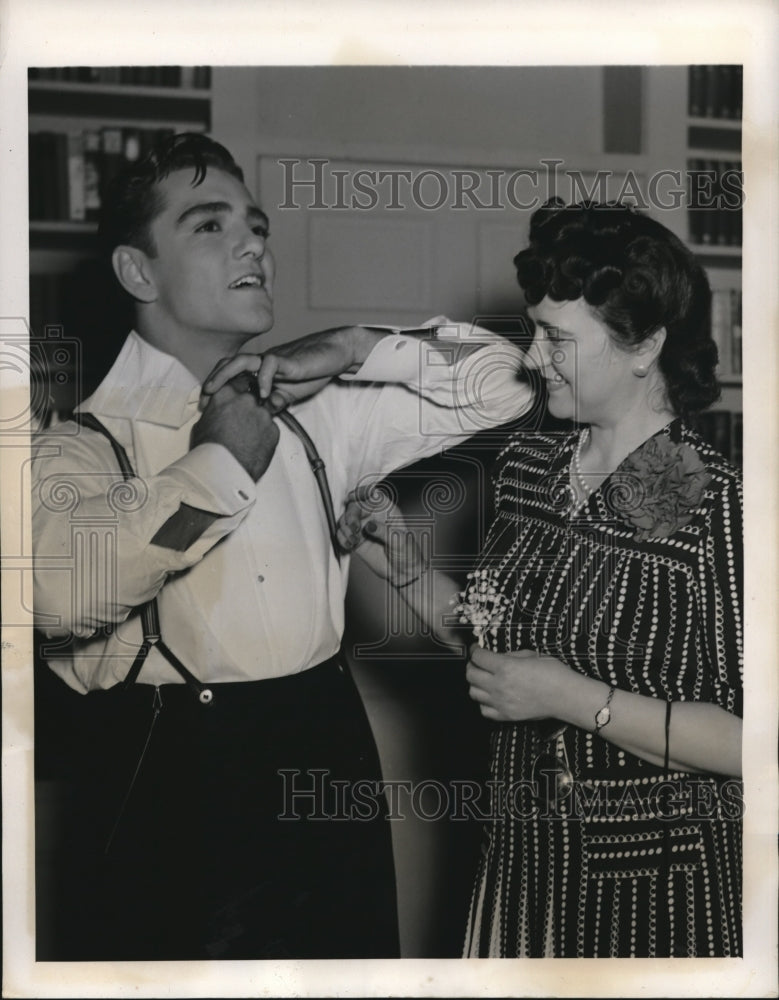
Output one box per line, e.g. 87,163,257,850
595,706,611,727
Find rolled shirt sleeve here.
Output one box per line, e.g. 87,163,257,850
343,316,528,419
332,315,534,486
32,432,256,638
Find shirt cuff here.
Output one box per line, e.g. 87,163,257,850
340,316,521,394
343,332,421,383
167,443,256,515
341,315,502,384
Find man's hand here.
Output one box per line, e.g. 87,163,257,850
337,486,427,586
201,326,387,412
191,382,279,482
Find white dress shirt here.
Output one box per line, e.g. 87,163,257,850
32,320,532,692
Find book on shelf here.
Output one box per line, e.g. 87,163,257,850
29,65,210,89
54,133,70,223
695,410,731,458
730,288,742,376
710,288,742,379
693,410,741,466
731,412,742,467
67,132,86,222
83,130,102,220
28,132,43,220
29,126,176,224
98,127,125,207
717,160,743,247
687,158,742,248
688,64,742,120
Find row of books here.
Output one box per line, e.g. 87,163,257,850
688,65,742,120
28,66,212,89
711,288,742,378
693,410,742,466
687,159,743,247
29,127,175,223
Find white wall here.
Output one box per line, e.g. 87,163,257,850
212,65,606,174
209,65,627,957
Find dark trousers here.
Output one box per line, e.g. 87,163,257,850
35,657,399,960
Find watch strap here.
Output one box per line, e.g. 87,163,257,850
593,684,616,736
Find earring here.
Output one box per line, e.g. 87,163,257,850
632,364,648,378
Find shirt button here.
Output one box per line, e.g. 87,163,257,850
257,574,265,583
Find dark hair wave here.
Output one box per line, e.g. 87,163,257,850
98,132,245,261
514,199,720,417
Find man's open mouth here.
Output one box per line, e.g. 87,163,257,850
229,274,265,289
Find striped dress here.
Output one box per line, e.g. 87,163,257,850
463,419,743,958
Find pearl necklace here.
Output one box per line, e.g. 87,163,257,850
570,426,592,509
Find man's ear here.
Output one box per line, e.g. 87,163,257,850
112,245,158,304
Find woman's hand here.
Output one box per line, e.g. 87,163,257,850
467,647,743,777
466,646,575,722
336,486,428,586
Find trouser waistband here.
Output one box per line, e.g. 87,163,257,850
111,651,345,706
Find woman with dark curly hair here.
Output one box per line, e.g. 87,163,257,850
339,199,743,958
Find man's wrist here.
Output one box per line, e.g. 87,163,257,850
348,326,391,369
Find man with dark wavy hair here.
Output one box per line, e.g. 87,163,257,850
31,133,532,959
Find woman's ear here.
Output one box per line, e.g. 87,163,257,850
636,326,666,368
112,246,158,304
632,327,667,375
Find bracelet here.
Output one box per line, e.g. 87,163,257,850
593,684,616,736
394,564,430,588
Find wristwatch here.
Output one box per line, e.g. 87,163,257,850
593,684,616,736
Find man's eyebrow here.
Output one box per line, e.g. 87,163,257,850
176,201,270,230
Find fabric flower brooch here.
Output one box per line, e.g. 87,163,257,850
609,435,712,541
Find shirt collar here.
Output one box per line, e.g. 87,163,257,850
76,331,202,428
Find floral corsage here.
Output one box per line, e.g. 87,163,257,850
610,434,711,541
452,568,510,647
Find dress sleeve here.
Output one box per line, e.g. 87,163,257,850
696,470,743,716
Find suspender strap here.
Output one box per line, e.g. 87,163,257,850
73,404,342,698
73,412,213,703
226,372,341,563
74,411,136,477
276,409,341,563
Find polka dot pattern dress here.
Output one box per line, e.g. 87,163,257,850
463,420,743,957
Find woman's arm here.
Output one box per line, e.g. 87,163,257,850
339,491,743,778
337,488,468,652
396,566,467,652
466,646,742,778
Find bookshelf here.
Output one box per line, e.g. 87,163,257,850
29,69,211,236
28,66,212,420
684,65,743,465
